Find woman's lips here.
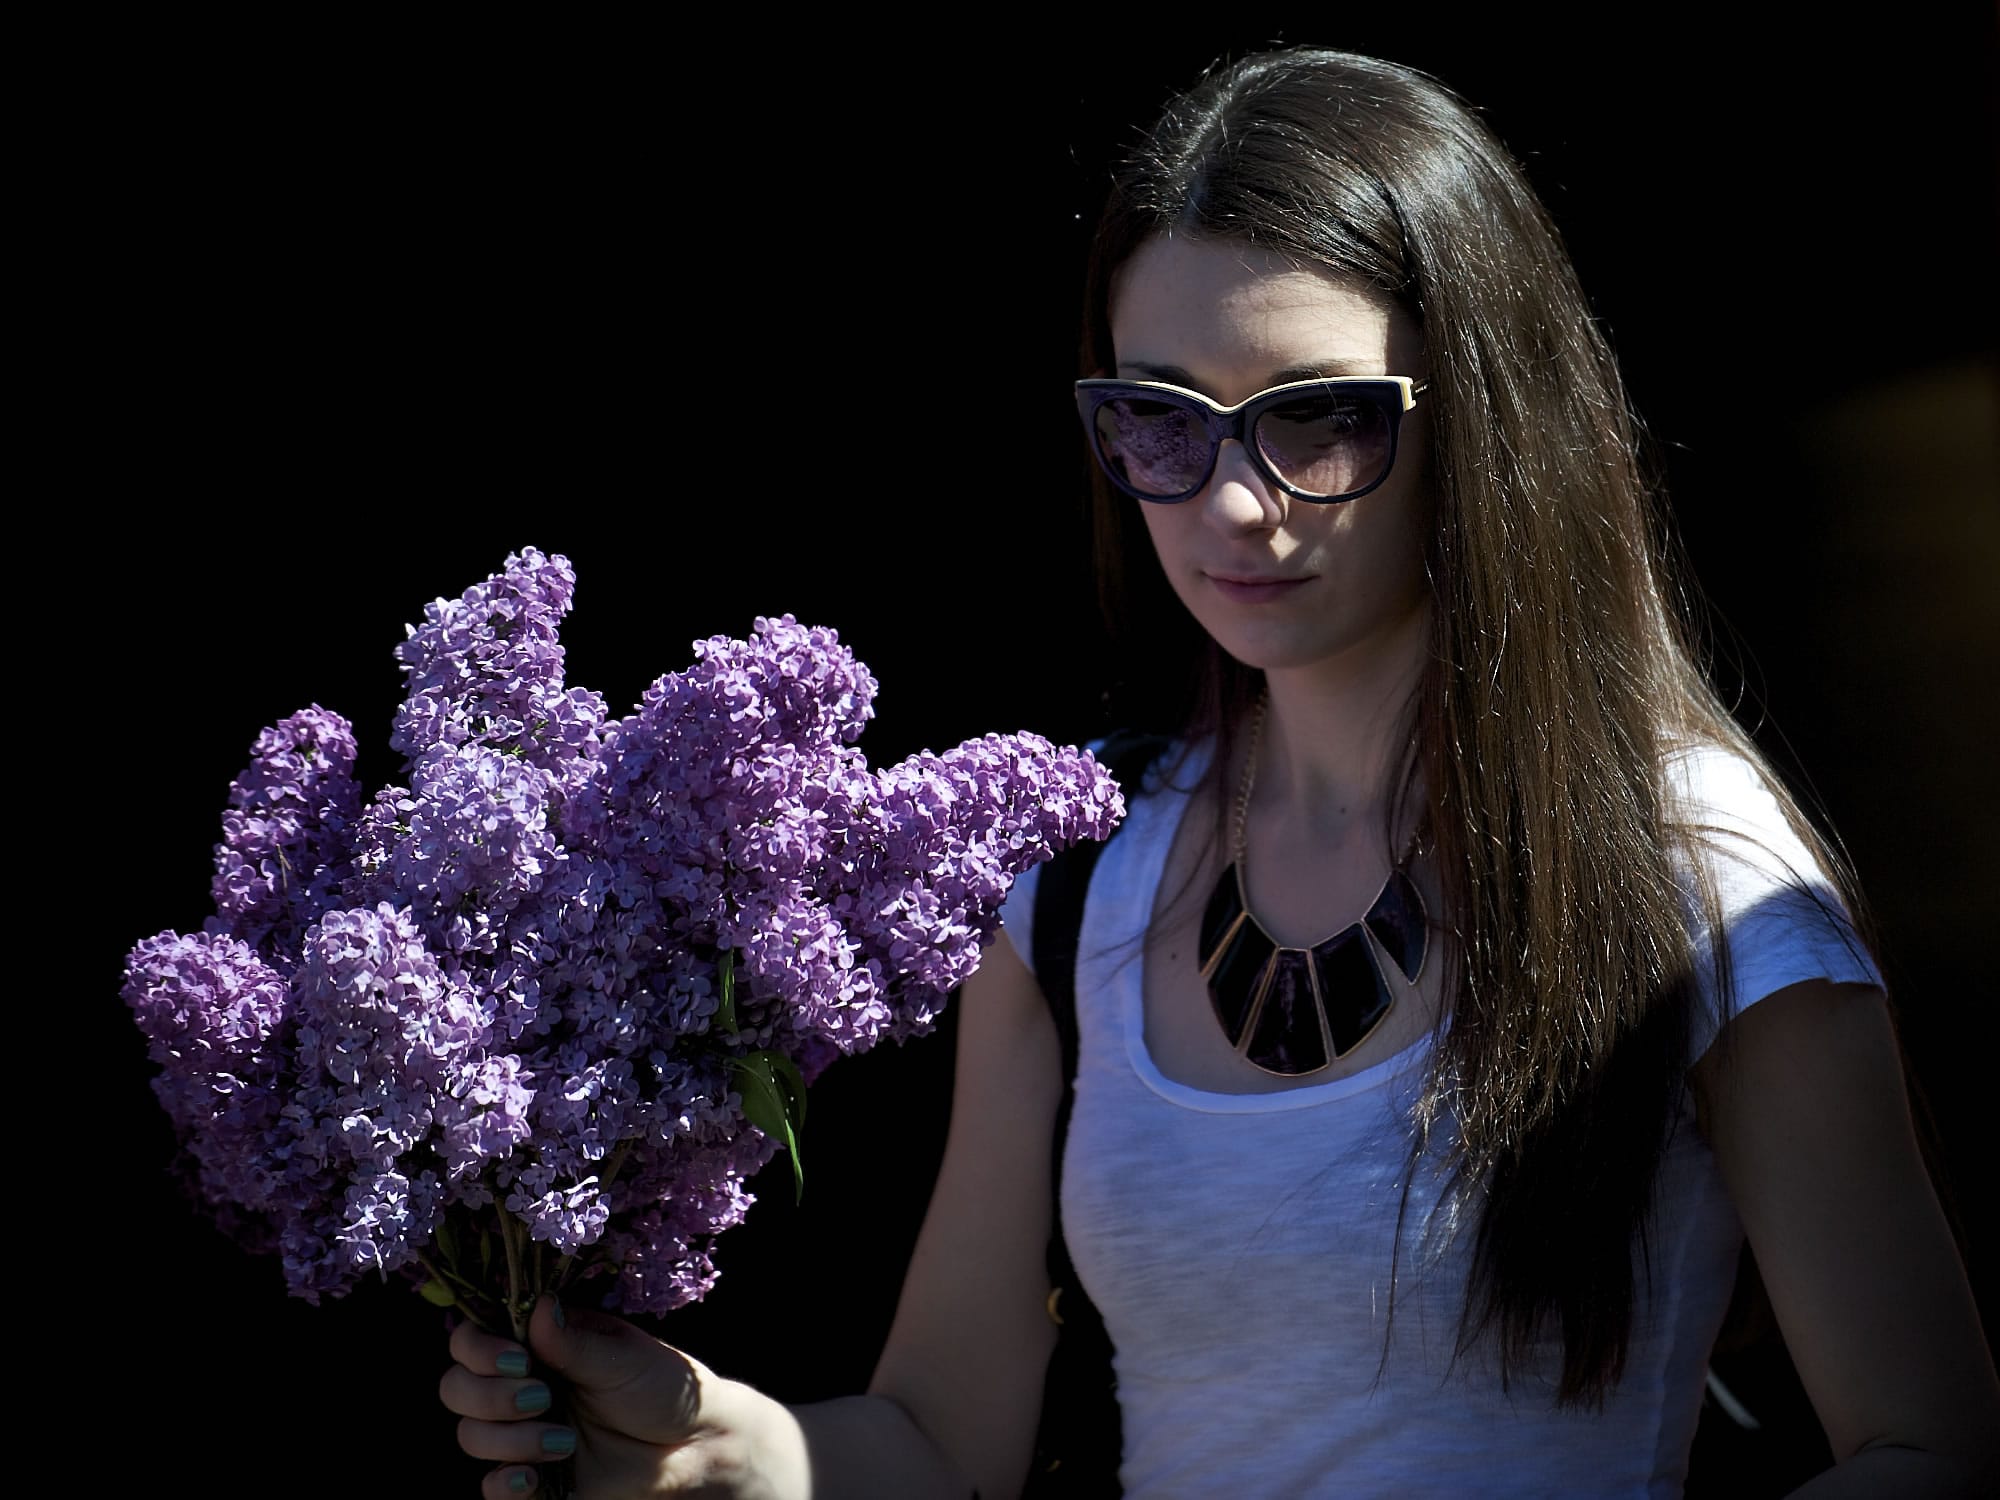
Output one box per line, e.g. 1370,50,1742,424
1207,573,1313,603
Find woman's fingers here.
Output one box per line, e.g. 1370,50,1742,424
455,1414,581,1466
439,1364,559,1422
449,1317,534,1377
441,1297,779,1490
440,1314,573,1481
481,1464,540,1498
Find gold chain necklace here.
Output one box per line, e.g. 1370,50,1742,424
1196,692,1429,1075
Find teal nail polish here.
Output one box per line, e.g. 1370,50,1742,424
541,1428,577,1457
515,1383,552,1415
495,1349,529,1378
508,1471,532,1494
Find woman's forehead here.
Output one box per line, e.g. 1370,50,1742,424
1110,235,1420,387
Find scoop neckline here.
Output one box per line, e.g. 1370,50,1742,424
1110,734,1432,1115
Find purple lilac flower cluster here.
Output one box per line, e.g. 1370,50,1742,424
121,548,1125,1327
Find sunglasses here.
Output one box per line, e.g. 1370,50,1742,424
1075,375,1428,504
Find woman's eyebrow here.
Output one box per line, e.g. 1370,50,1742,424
1268,360,1379,382
1116,359,1383,387
1114,361,1201,385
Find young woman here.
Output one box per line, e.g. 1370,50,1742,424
434,47,1999,1498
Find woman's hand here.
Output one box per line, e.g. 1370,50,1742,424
441,1292,812,1499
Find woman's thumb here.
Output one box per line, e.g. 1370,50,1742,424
524,1293,709,1443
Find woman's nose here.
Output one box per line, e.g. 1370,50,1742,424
1202,439,1286,530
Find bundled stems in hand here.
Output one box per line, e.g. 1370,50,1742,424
496,1197,530,1345
487,1198,578,1498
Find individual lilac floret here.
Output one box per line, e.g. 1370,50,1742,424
209,706,364,965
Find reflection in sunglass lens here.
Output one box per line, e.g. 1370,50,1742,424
1255,393,1390,497
1094,397,1209,497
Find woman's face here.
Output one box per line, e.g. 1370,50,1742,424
1107,235,1433,680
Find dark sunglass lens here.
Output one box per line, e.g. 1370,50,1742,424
1255,392,1391,497
1094,396,1210,497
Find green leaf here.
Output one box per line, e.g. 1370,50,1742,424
418,1279,458,1308
730,1050,807,1205
716,948,738,1036
435,1216,460,1268
766,1049,807,1131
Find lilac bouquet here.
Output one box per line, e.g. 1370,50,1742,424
120,548,1122,1359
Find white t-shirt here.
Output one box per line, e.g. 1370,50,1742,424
998,737,1881,1499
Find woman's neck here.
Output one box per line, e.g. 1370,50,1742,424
1253,604,1429,847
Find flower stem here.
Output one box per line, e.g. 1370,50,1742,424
600,1138,633,1190
415,1249,497,1335
494,1198,529,1344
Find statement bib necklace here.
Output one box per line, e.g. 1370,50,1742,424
1196,695,1429,1076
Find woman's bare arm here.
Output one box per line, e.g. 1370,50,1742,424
1691,978,2000,1496
862,925,1067,1500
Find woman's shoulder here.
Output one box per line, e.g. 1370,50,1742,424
1656,733,1882,1039
1657,733,1818,867
1656,732,1831,894
1659,732,1779,810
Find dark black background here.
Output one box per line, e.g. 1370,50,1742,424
70,13,1996,1497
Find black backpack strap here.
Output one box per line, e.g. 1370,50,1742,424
1024,728,1168,1498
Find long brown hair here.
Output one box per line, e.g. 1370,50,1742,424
1078,47,1882,1406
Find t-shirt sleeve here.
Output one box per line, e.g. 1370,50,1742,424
1668,744,1884,1060
997,860,1041,980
